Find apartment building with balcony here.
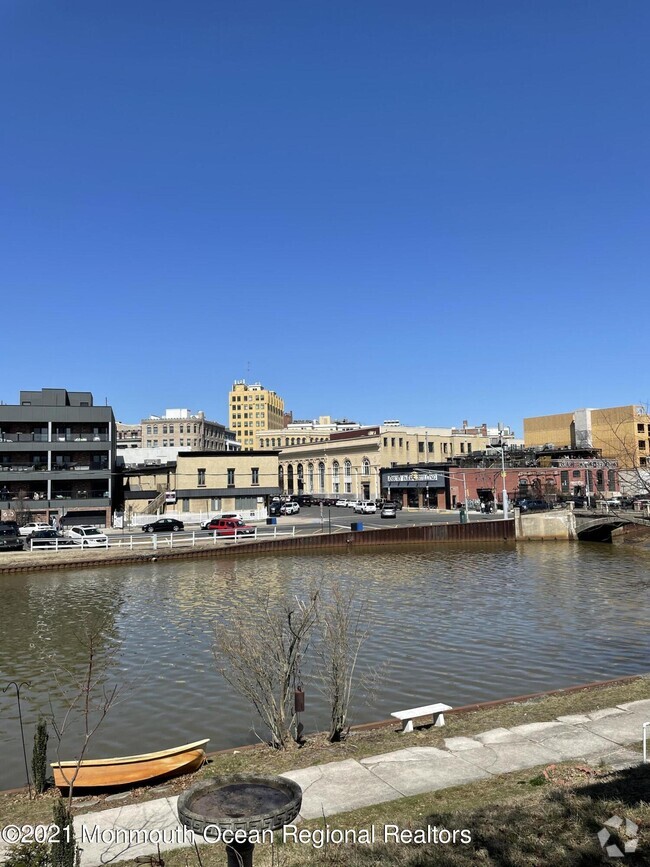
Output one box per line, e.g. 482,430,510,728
0,388,116,526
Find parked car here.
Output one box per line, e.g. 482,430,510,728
281,502,300,515
268,502,283,516
320,498,337,506
516,500,550,512
67,525,110,546
207,518,255,536
380,503,398,518
141,518,184,533
0,525,24,551
335,499,351,507
354,501,377,514
200,513,241,529
291,495,313,506
19,522,51,537
27,529,76,547
0,520,20,535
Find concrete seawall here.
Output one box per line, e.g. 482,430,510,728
0,519,516,573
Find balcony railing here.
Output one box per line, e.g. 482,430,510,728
0,464,109,472
0,433,110,442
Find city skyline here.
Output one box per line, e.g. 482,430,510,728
2,2,648,426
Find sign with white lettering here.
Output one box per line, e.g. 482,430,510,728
557,459,618,469
382,470,446,488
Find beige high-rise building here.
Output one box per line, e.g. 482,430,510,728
228,380,285,450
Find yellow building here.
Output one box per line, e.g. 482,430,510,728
229,381,285,450
524,405,650,468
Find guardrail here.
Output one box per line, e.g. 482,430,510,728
111,526,297,550
28,538,109,552
25,525,298,553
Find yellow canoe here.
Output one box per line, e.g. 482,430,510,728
51,739,209,790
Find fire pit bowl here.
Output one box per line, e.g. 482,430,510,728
177,774,302,866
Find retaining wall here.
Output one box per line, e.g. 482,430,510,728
0,519,516,573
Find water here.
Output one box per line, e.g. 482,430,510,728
1,542,649,790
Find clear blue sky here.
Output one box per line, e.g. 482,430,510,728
2,1,648,434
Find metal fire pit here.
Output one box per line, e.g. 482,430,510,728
177,774,302,867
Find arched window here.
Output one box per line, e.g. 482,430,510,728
278,466,284,490
308,463,314,492
287,464,294,494
362,458,370,475
344,460,351,478
332,461,340,494
297,463,304,492
318,461,325,492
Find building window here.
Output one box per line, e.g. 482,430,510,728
391,438,395,447
345,481,351,493
638,424,645,433
182,499,190,511
399,438,403,447
428,442,434,453
362,458,370,475
198,468,206,486
318,462,325,492
227,468,235,487
163,425,167,434
146,426,152,435
344,460,351,478
460,443,465,454
443,443,448,454
639,441,646,450
251,467,259,485
308,463,314,491
418,442,424,453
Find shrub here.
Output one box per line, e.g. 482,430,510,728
32,718,49,795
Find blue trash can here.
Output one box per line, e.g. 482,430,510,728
266,517,277,525
351,522,363,532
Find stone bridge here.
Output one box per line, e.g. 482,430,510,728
515,507,650,542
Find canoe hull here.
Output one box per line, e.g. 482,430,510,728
52,741,208,791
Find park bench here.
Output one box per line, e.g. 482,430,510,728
391,703,452,733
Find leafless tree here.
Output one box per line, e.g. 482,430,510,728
48,617,126,806
314,585,372,742
214,587,319,749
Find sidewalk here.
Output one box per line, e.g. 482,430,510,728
43,697,648,867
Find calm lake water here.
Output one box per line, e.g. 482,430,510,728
1,542,649,789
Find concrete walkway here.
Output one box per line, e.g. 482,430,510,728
7,699,649,867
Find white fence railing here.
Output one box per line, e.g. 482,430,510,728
29,538,109,552
109,526,297,550
26,525,298,553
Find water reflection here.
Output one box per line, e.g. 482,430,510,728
1,543,649,789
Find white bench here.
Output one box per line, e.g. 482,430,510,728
391,703,452,733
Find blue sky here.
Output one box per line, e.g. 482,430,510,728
2,1,648,434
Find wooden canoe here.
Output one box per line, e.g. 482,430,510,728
51,739,209,790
